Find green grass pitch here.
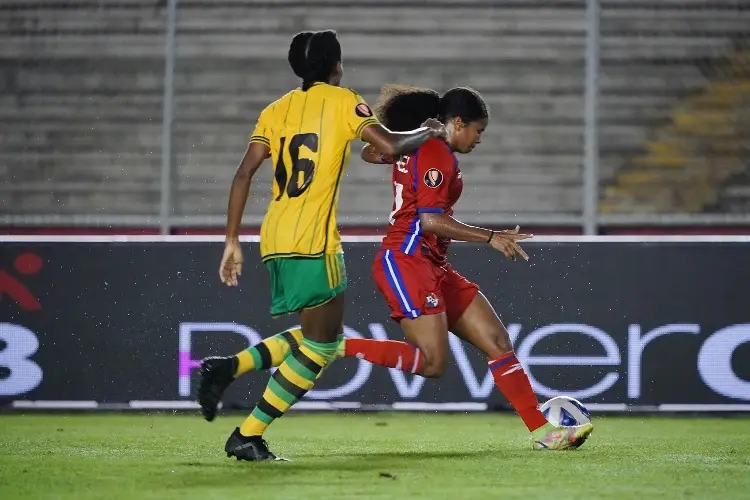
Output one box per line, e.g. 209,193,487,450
1,413,749,499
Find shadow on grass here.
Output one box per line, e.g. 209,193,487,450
176,448,497,472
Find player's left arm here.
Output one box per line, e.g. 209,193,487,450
422,213,529,260
342,90,444,157
361,120,444,158
421,212,531,261
344,93,394,164
415,146,530,259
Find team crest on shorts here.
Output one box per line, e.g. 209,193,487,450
355,103,373,118
424,168,443,188
425,293,440,308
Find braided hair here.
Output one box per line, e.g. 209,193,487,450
288,30,342,91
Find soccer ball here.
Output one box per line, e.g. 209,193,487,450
540,396,591,426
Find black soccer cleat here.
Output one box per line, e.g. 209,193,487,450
197,356,237,422
224,427,289,462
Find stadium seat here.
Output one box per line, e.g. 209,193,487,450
600,48,750,214
2,0,749,221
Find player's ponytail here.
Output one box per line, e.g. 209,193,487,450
373,84,441,132
287,30,342,91
288,31,314,79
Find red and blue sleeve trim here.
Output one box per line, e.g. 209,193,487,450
399,217,422,255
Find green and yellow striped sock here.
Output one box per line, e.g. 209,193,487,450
233,328,304,377
239,337,338,437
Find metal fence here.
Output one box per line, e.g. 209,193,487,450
2,0,749,234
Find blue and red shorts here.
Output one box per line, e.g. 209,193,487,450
371,248,479,326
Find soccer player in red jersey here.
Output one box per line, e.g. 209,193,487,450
338,85,594,450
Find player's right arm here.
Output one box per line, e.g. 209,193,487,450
225,141,269,242
220,107,273,286
413,143,531,261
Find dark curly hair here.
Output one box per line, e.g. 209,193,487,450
373,84,489,131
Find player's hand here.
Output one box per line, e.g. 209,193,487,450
421,118,447,139
219,239,243,286
489,225,532,261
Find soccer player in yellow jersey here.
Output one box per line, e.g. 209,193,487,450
197,29,445,461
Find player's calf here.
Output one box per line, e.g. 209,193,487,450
339,338,425,373
401,312,449,378
234,327,304,376
198,328,306,422
335,308,449,378
420,352,446,378
481,328,513,358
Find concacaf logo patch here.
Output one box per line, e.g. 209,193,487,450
424,168,443,188
355,103,373,118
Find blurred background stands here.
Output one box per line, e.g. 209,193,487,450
1,0,749,230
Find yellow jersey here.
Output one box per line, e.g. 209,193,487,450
251,83,379,261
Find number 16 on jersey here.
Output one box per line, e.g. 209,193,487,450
274,133,319,200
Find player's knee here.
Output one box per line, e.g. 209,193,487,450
422,363,445,378
421,352,447,378
483,327,514,358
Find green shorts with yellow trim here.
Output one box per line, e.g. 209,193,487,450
265,253,347,317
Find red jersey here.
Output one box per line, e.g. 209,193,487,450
381,137,463,266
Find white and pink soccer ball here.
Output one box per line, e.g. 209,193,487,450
540,396,591,426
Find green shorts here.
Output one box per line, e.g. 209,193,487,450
265,253,348,317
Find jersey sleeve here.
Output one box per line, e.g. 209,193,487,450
249,104,274,148
341,90,380,141
414,141,455,214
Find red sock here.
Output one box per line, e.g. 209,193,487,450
344,339,423,374
489,351,548,432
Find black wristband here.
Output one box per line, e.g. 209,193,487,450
486,230,494,243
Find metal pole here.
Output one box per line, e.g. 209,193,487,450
160,0,178,235
582,0,600,235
